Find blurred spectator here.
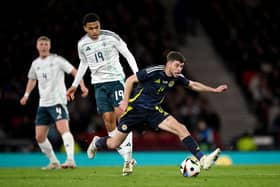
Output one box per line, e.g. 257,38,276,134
195,119,215,151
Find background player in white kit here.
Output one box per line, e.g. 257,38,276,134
66,13,138,176
20,36,88,169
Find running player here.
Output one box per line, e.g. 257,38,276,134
87,51,228,172
20,36,88,169
66,13,138,176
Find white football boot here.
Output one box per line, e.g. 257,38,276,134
122,159,137,176
87,136,100,159
200,148,221,170
41,161,61,170
61,159,76,169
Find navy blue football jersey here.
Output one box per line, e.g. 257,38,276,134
129,65,190,110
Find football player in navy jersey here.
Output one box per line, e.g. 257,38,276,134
87,51,228,171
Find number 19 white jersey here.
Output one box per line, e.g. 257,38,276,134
77,30,137,84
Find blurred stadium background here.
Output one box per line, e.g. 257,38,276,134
0,0,279,164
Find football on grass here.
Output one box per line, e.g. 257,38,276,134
180,157,201,177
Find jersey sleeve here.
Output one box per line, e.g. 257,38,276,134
114,36,138,73
71,41,89,87
27,63,37,80
57,56,74,74
136,68,151,81
78,42,87,63
178,74,190,87
71,61,88,87
71,43,88,87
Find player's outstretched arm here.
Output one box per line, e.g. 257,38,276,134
188,80,228,93
214,84,228,93
116,39,138,74
20,79,37,105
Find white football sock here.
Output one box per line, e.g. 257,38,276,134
62,132,74,161
38,139,59,163
108,129,133,162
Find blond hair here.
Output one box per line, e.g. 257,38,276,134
37,36,51,42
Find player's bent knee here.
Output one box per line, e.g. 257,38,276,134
107,139,121,149
35,135,46,143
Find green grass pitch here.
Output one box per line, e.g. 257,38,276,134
0,165,280,187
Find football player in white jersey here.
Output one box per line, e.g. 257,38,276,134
20,36,88,170
66,13,138,176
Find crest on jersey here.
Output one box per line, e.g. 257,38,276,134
86,46,91,51
168,81,175,87
121,124,128,131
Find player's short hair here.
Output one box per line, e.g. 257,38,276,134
37,36,50,42
83,13,100,26
166,51,186,63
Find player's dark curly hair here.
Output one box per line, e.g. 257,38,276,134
166,51,186,63
83,13,100,26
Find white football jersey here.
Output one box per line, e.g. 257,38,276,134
28,54,74,106
77,30,137,84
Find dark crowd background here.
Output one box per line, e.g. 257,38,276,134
0,0,279,153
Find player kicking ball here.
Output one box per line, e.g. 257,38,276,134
87,51,228,173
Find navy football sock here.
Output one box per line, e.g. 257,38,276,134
95,136,109,149
182,136,204,160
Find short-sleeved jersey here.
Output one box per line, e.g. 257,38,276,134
77,30,129,84
28,54,74,107
129,65,190,110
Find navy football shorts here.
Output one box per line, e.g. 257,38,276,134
117,105,170,133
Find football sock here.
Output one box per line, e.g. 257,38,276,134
62,132,74,161
109,129,133,162
117,132,133,162
182,136,204,160
95,136,109,149
38,139,59,163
